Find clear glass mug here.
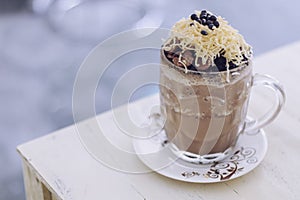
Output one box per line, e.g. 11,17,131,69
159,50,285,164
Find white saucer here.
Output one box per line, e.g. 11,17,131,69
133,129,268,183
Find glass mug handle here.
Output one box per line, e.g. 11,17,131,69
244,74,286,133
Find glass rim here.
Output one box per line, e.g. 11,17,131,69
160,49,252,75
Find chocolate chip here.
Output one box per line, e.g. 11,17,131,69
201,18,207,25
209,15,217,21
228,61,237,69
217,65,227,71
201,30,208,35
200,14,207,20
200,10,207,16
208,24,214,30
207,20,213,25
214,56,226,66
191,13,198,21
213,21,220,28
200,15,207,20
214,55,227,71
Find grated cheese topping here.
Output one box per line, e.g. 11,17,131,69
162,10,252,69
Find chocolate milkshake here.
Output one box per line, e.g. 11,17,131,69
160,10,253,156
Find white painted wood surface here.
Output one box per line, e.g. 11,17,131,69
18,42,300,200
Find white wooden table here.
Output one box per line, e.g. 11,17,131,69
17,42,300,200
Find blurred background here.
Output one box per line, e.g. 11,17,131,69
0,0,300,199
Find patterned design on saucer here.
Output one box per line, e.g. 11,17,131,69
133,128,267,183
181,147,257,181
181,171,201,178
